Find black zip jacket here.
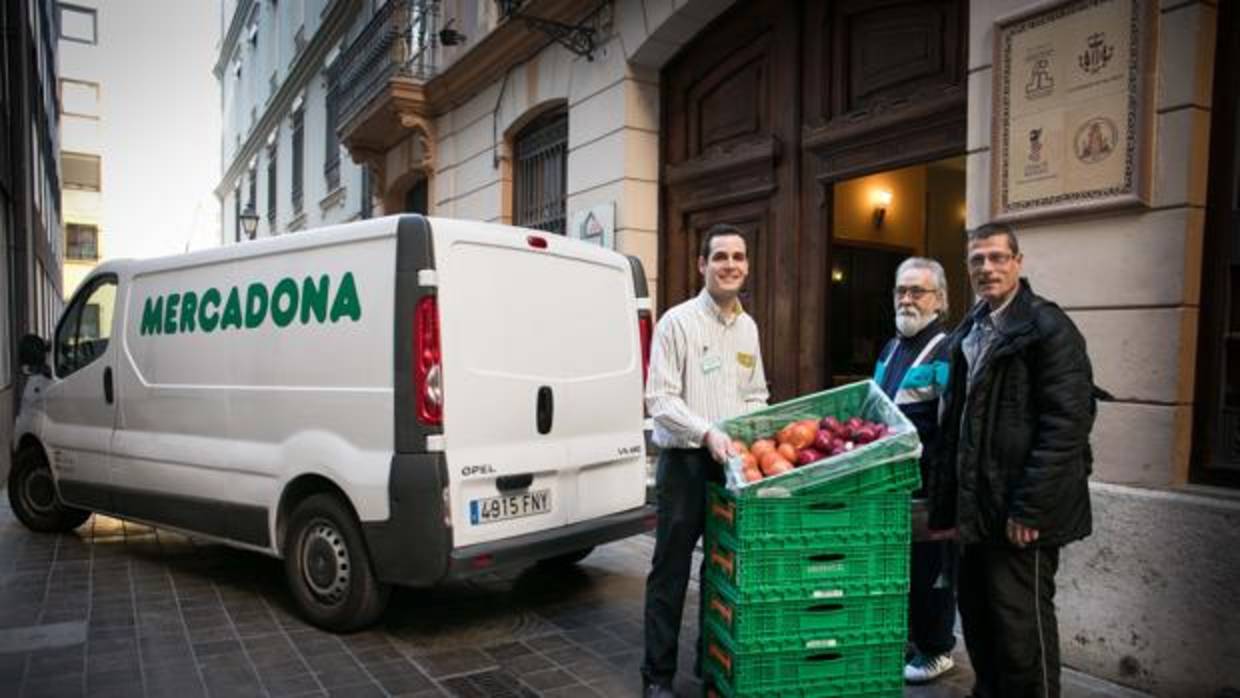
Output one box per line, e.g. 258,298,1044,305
928,279,1095,547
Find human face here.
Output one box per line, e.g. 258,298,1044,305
698,234,749,305
893,267,942,337
967,234,1023,308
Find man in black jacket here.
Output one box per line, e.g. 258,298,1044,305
929,223,1095,698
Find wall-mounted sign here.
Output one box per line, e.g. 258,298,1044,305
569,202,615,249
992,0,1155,222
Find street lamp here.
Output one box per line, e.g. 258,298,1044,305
240,205,259,241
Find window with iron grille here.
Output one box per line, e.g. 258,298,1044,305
234,186,242,243
513,108,568,235
65,223,98,260
291,109,304,214
360,166,373,219
324,69,340,191
267,144,278,227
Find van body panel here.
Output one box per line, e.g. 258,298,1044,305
111,224,399,541
428,219,646,548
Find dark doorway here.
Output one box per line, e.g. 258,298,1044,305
829,244,907,384
404,178,428,215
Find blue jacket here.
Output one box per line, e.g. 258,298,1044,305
874,318,950,495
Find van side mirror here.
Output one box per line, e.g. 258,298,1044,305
18,334,50,377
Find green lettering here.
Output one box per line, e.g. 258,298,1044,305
329,272,362,323
245,282,269,329
141,296,164,336
164,293,181,335
198,288,222,332
220,287,243,330
271,278,299,327
300,275,329,324
179,292,198,333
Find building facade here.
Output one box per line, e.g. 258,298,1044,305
216,0,377,244
2,0,65,479
329,1,1238,694
58,0,103,298
59,1,222,297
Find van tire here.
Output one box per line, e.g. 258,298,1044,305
538,546,595,567
8,447,91,533
283,494,390,632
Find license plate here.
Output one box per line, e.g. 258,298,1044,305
469,489,551,525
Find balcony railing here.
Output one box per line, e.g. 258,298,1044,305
333,0,439,134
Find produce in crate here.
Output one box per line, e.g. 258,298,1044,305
728,414,894,482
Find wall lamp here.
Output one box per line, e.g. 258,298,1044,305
439,19,467,47
240,205,259,240
872,189,893,228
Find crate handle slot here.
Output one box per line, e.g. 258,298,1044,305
808,552,845,562
709,596,734,625
807,652,842,662
710,500,735,525
808,501,847,511
709,546,735,576
806,603,843,614
708,642,732,674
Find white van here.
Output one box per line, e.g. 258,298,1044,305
8,215,655,631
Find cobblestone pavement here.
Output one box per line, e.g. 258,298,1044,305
0,504,1146,698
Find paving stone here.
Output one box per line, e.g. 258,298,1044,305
418,648,496,678
518,667,581,691
261,670,323,696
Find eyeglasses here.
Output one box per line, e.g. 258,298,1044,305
893,286,937,300
968,251,1016,269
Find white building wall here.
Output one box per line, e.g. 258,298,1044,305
218,0,366,243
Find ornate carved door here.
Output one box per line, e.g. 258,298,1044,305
660,0,967,400
660,0,801,399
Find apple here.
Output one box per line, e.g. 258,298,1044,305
796,448,823,466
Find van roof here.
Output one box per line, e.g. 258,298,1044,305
90,216,626,278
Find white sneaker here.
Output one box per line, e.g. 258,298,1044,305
903,652,955,684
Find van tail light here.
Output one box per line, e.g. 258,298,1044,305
638,310,653,387
414,296,443,425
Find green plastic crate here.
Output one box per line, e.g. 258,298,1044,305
704,528,910,599
705,675,903,698
706,483,910,548
703,620,905,697
702,577,907,651
718,380,922,498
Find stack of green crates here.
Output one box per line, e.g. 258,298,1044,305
701,380,921,698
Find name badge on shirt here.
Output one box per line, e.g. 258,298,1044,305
737,352,755,369
702,354,723,374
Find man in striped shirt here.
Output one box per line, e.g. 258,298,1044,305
641,224,768,698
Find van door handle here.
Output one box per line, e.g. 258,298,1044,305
536,386,553,434
103,367,114,404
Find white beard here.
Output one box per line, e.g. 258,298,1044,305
896,310,935,338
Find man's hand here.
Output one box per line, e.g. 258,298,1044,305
703,428,735,464
1006,518,1039,548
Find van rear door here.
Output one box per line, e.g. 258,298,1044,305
430,219,646,549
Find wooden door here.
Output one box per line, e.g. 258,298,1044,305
660,0,966,400
660,0,801,400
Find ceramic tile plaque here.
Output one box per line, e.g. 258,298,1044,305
992,0,1156,222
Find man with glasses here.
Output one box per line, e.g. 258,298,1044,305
874,257,957,685
929,223,1095,698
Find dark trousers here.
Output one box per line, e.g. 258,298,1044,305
641,448,720,687
958,543,1062,698
909,539,958,657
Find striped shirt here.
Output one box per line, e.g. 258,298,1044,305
646,289,769,449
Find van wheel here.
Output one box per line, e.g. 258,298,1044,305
538,546,595,567
283,494,390,632
7,447,91,533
